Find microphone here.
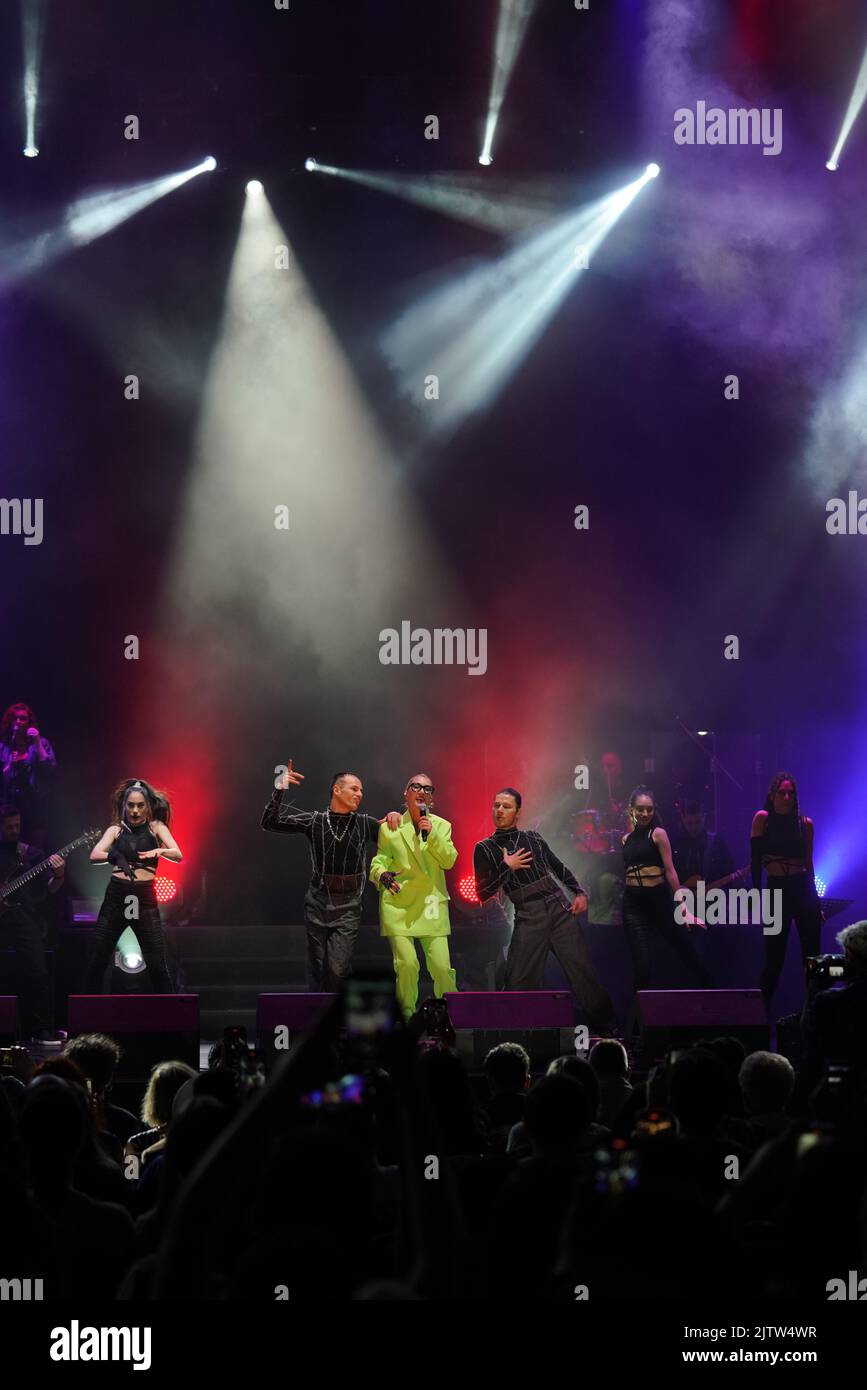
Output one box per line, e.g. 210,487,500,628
418,797,429,842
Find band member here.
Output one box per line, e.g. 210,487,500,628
0,703,56,844
0,803,65,1042
370,773,457,1020
621,786,711,1028
262,760,401,992
670,800,735,887
474,788,618,1035
87,779,182,993
752,772,821,1008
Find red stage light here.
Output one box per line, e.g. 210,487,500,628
154,875,178,904
458,874,479,904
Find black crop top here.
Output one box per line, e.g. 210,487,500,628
760,811,805,863
114,821,160,868
622,827,665,881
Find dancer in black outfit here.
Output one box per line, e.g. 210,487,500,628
752,771,821,1009
473,788,618,1034
87,779,182,992
261,759,400,992
621,786,711,1034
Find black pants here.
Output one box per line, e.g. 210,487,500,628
759,874,822,1007
504,878,617,1033
623,884,712,1032
303,878,363,993
86,878,173,993
2,906,51,1037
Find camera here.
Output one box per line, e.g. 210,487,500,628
805,954,846,989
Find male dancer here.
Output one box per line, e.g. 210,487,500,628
370,773,458,1020
474,788,618,1035
261,760,400,992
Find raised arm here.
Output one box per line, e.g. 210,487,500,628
261,759,315,834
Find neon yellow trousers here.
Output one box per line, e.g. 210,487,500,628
387,934,457,1018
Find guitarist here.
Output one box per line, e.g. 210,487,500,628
0,803,66,1043
671,801,735,889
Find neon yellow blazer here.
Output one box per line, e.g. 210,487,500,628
370,811,458,938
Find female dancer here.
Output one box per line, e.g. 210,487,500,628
752,772,821,1008
87,778,182,992
621,785,711,1032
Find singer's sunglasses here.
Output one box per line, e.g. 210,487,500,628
407,783,435,794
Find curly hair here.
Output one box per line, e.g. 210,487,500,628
110,778,173,827
0,702,36,743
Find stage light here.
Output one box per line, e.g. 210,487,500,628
815,875,827,898
646,162,661,178
827,41,867,170
154,876,178,904
0,158,220,295
383,163,659,437
115,927,145,974
246,179,264,195
300,162,559,235
479,0,540,167
21,0,45,163
305,157,317,172
458,874,480,904
203,155,217,171
150,180,450,833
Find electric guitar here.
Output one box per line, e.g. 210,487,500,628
0,828,101,915
681,864,751,892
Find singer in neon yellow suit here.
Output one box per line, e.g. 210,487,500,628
370,773,458,1019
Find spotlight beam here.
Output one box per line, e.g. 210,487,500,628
828,40,867,169
0,159,216,292
383,166,659,438
21,0,47,157
480,0,540,166
303,162,567,235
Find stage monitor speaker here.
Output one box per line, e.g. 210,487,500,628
444,991,576,1071
0,996,17,1045
256,992,336,1066
67,994,199,1077
635,989,769,1062
444,991,575,1028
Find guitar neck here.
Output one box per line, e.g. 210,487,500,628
683,865,751,891
0,837,86,898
